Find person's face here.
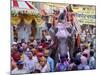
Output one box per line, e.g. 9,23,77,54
40,60,46,67
42,30,46,35
30,37,34,42
17,64,23,69
12,45,17,50
32,49,36,55
44,53,49,58
44,50,49,57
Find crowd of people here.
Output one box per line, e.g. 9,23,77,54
11,6,96,74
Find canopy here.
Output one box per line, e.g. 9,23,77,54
11,0,39,14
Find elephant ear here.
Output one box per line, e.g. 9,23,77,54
59,13,65,21
66,27,72,33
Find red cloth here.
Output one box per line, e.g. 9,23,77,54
40,43,48,48
25,1,33,9
13,0,18,7
36,52,44,57
12,51,21,62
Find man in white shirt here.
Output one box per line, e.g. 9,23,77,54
24,51,38,73
35,56,50,73
11,60,29,74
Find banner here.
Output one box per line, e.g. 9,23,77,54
72,5,96,25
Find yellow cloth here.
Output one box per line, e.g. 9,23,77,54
21,54,24,61
11,16,21,25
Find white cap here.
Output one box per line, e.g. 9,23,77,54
12,42,17,45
